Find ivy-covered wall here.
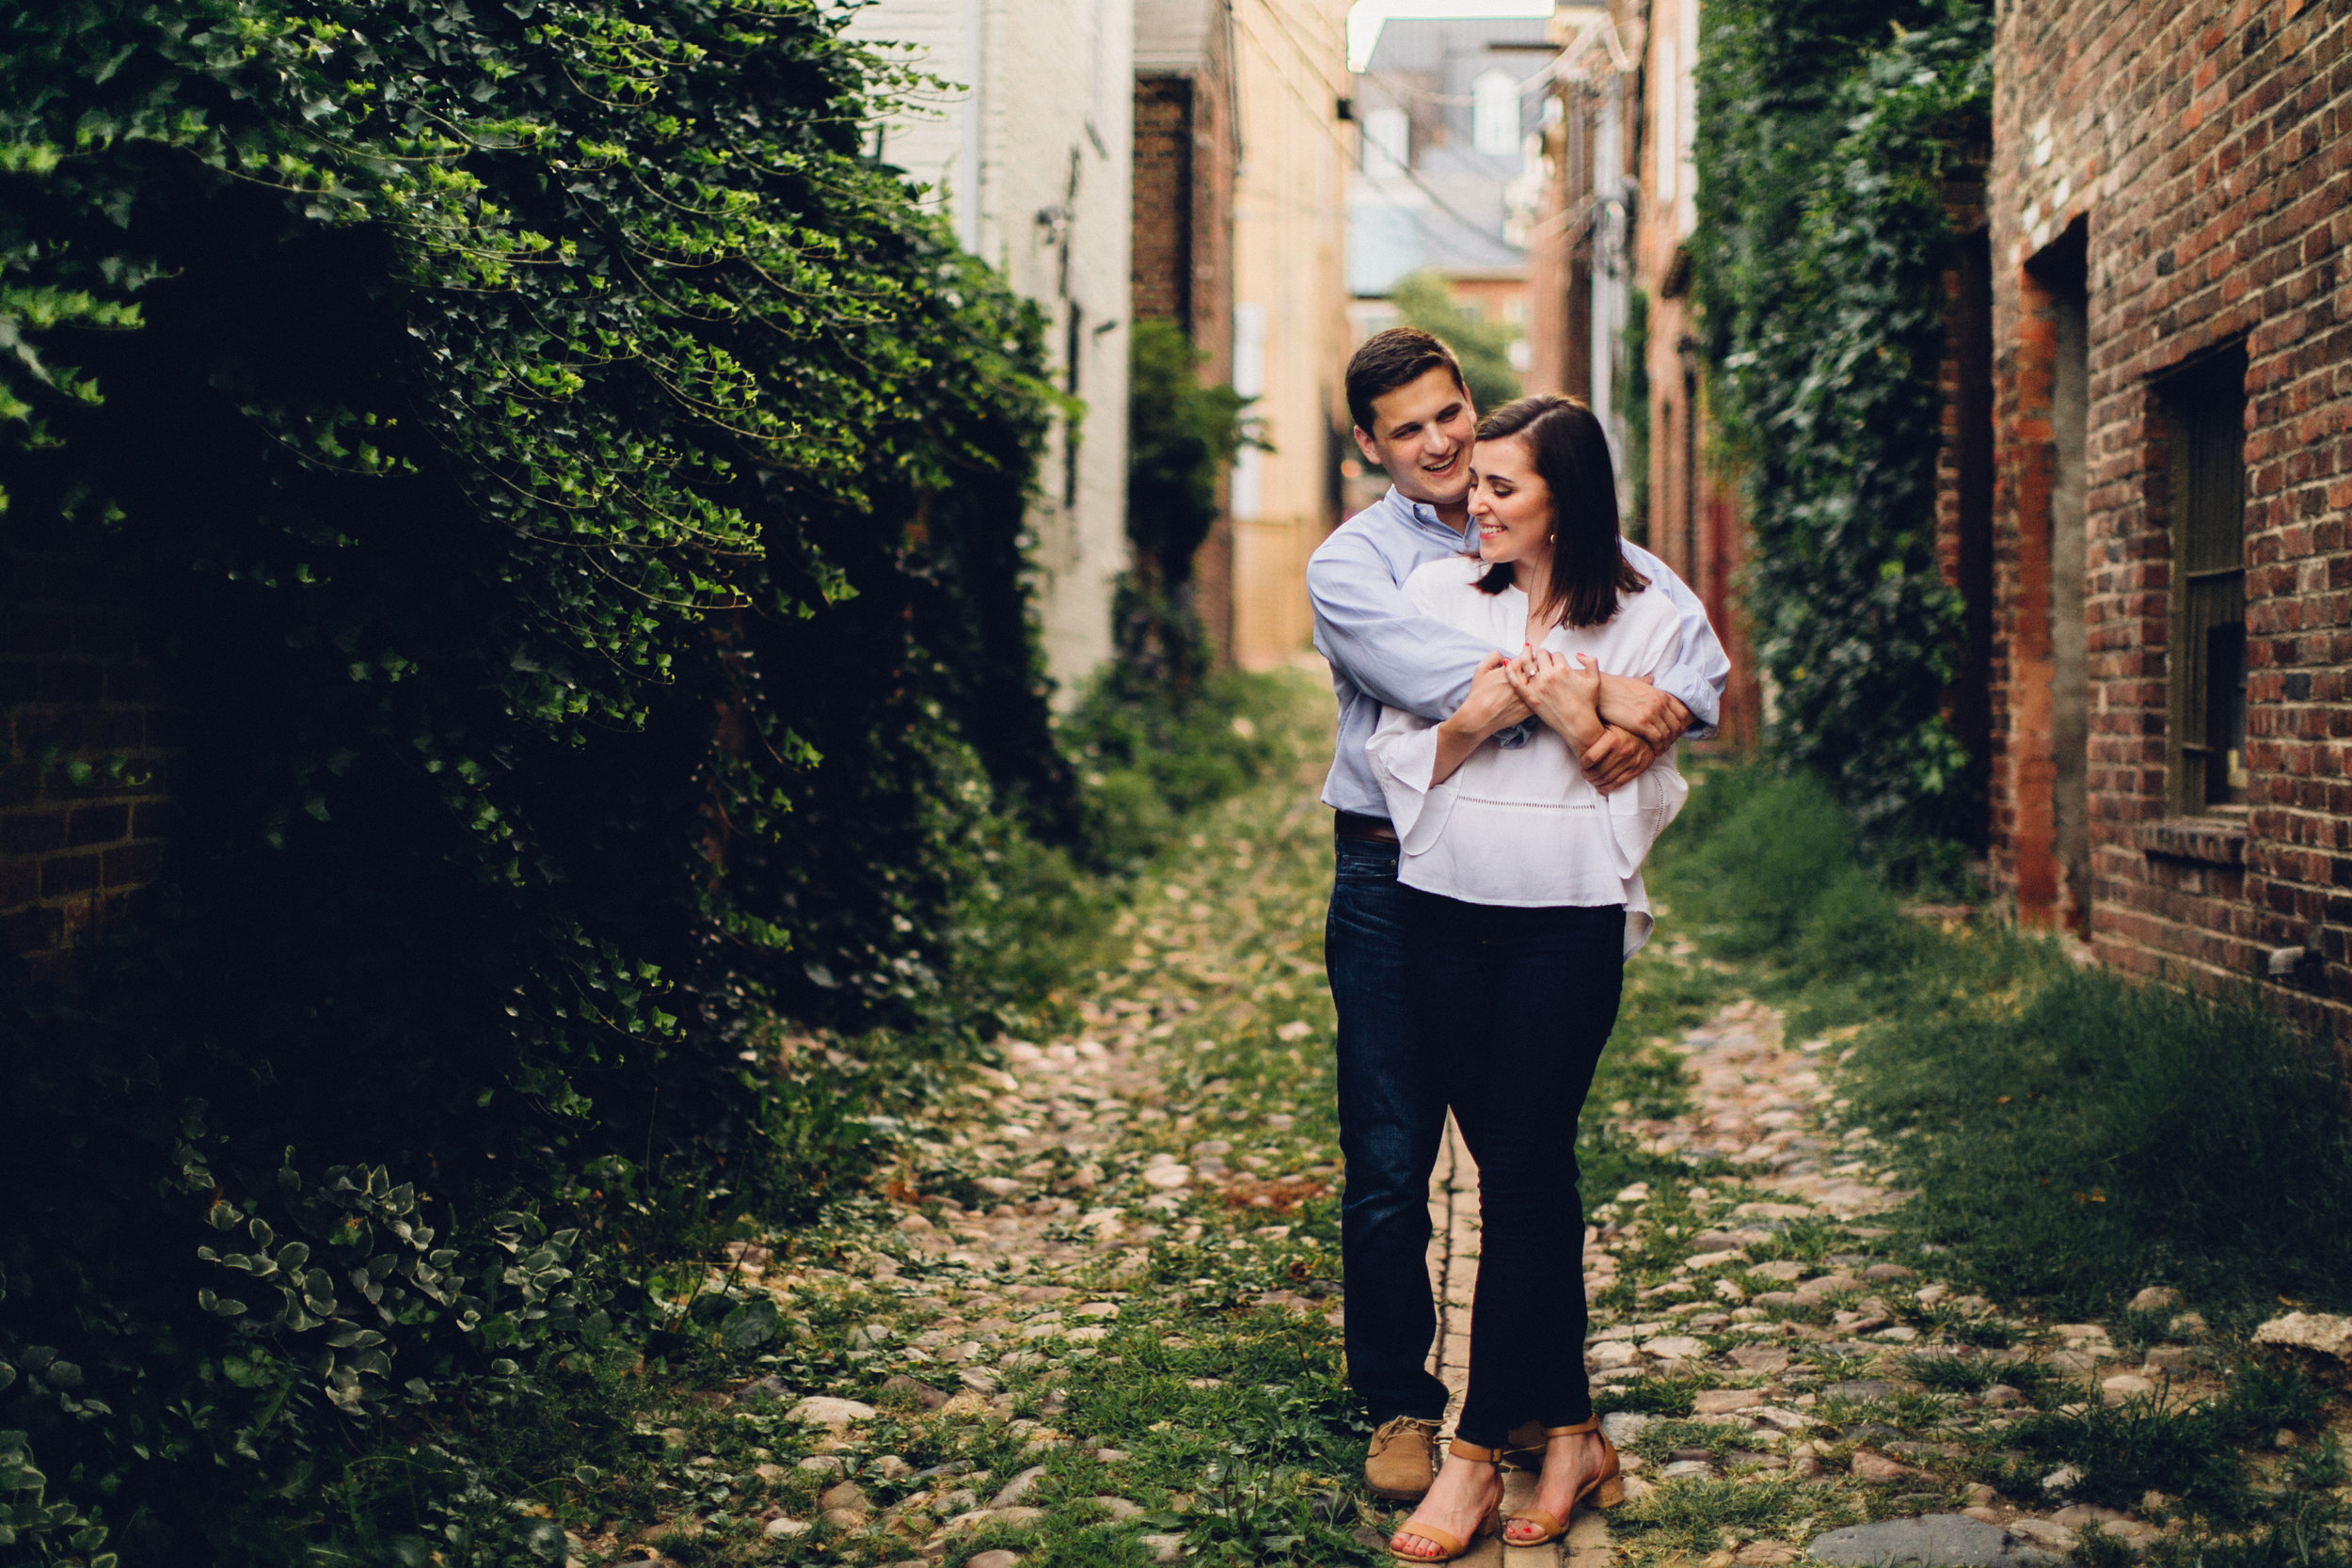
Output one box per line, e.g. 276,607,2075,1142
1692,0,1991,840
0,0,1073,1557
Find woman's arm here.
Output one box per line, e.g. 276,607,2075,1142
1431,654,1534,784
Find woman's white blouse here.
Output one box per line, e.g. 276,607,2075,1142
1364,555,1690,955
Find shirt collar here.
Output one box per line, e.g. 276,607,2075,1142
1382,484,1470,544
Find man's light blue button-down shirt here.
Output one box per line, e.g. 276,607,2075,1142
1308,486,1732,818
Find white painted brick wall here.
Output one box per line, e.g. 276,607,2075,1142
850,0,1135,694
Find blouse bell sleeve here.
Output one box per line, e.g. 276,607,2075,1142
1604,766,1690,879
1364,705,1461,854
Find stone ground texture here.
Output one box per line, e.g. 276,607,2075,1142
569,708,2328,1567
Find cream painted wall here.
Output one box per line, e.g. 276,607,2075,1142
847,0,1135,696
1229,0,1350,667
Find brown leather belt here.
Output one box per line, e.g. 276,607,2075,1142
1334,811,1399,845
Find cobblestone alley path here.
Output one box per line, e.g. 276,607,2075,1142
588,716,2279,1568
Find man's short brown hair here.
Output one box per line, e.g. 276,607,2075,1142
1345,326,1468,436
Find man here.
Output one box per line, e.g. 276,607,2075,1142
1311,328,1729,1501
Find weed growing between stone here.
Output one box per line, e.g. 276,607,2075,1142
504,679,1835,1566
496,695,2352,1568
1646,765,2352,1321
1631,764,2352,1568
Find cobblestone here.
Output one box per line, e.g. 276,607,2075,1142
596,723,2306,1567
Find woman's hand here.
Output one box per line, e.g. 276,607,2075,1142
1507,646,1605,752
1430,653,1533,783
1444,652,1534,739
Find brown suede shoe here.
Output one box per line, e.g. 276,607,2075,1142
1365,1415,1441,1500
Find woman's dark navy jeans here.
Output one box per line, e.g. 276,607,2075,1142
1406,894,1624,1449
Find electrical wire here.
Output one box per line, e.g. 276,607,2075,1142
1232,2,1525,254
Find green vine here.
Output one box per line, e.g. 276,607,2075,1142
1692,0,1991,836
1618,286,1652,545
1,0,1066,1554
1117,319,1259,696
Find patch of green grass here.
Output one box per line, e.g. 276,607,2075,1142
2211,1357,2330,1437
1062,669,1306,869
1603,1373,1708,1417
1848,967,2352,1316
1613,1475,1849,1555
1931,1313,2017,1350
1744,1216,1850,1267
1991,1358,2067,1402
1179,1458,1366,1567
1626,1419,1780,1463
1904,1354,1997,1393
1983,1359,2336,1513
1654,764,2352,1320
2107,1501,2352,1568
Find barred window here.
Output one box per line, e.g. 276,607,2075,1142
2160,347,2249,814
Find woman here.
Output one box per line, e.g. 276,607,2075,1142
1364,395,1688,1561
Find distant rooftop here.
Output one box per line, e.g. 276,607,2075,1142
1346,0,1553,71
1136,0,1221,73
1346,12,1548,294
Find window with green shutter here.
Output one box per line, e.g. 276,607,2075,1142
2159,347,2249,815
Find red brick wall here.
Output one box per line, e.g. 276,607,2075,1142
1985,0,2351,1034
1639,288,1758,751
1133,78,1197,327
1991,251,2067,921
1,550,179,987
1134,31,1239,666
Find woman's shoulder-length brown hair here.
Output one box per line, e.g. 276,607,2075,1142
1472,394,1645,628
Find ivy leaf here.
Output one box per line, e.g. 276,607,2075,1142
717,1297,777,1352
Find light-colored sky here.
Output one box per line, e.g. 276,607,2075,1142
1346,0,1555,71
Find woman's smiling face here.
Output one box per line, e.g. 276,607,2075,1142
1469,435,1552,566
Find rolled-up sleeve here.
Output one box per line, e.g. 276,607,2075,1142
1619,541,1730,738
1309,534,1497,723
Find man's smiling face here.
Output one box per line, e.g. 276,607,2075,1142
1353,366,1477,513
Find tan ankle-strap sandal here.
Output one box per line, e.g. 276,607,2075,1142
1502,1417,1625,1545
1387,1439,1506,1562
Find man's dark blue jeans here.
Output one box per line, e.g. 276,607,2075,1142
1326,833,1452,1424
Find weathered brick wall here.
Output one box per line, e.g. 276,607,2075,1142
1,550,178,988
1133,78,1195,326
1133,18,1238,665
1986,0,2351,1033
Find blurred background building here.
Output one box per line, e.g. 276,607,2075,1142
1344,14,1549,331
848,0,1136,693
1224,0,1353,668
1133,0,1242,661
850,0,1356,682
